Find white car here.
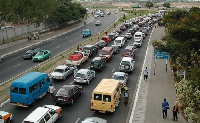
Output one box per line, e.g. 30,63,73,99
74,69,95,85
119,57,135,73
22,105,62,123
94,14,99,18
133,39,142,48
125,33,132,39
50,65,74,80
82,117,107,123
112,72,128,88
95,21,101,26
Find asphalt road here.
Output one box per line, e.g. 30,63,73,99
0,17,155,123
0,12,122,84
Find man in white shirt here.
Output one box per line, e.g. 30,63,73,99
49,84,55,98
143,67,148,80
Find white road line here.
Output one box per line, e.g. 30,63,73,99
57,46,60,48
129,28,154,123
75,118,80,123
70,81,74,85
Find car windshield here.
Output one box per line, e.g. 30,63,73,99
100,51,108,55
115,40,121,43
126,34,131,36
113,75,124,80
135,35,141,37
54,69,64,73
135,41,141,43
112,46,117,49
92,60,100,64
75,73,85,78
83,30,89,33
121,61,130,65
108,35,113,38
57,88,70,96
25,50,33,54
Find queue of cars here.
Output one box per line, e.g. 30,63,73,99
5,12,156,122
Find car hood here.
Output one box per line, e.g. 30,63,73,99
33,55,43,59
23,54,32,57
51,72,64,77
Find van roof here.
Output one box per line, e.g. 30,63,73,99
115,37,124,40
12,72,47,86
134,32,142,34
122,57,133,61
23,107,49,122
93,79,120,94
125,46,134,50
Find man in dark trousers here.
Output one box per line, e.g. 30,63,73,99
162,98,169,119
143,67,148,80
124,90,129,106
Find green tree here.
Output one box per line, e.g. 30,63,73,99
146,2,153,9
163,2,170,8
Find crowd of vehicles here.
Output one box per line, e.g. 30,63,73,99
2,10,157,122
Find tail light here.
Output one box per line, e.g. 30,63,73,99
91,102,93,106
26,98,28,101
84,78,87,80
66,97,69,101
111,105,113,109
10,95,11,98
74,77,76,79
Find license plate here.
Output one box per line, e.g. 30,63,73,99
58,98,63,101
17,103,22,105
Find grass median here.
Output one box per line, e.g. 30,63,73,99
0,9,156,105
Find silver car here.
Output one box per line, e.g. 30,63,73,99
50,65,73,80
74,69,95,85
125,33,132,39
82,117,107,123
112,72,128,88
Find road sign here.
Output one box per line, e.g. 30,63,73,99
154,49,169,59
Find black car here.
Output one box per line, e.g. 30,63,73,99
112,45,120,54
96,40,107,49
22,48,41,59
138,22,143,27
53,85,83,105
124,23,131,28
90,57,106,71
82,45,98,57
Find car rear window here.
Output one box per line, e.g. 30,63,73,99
115,40,121,43
75,73,85,78
121,61,130,65
100,51,109,55
103,95,111,102
94,94,102,101
57,88,70,96
135,35,142,37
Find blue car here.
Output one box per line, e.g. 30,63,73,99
82,29,92,37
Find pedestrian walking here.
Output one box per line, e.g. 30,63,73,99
73,65,78,76
143,67,148,80
77,45,80,51
49,83,56,99
172,101,179,121
162,98,169,119
37,33,39,40
124,90,129,106
34,33,37,40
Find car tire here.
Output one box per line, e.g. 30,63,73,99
58,112,62,118
80,89,83,95
32,99,36,106
5,118,11,123
71,99,74,105
63,76,66,80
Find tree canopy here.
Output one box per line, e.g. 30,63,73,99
0,0,87,26
163,2,170,8
146,2,153,9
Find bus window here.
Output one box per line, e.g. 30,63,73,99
94,94,102,101
33,83,38,91
29,87,33,93
12,87,18,93
19,88,26,94
46,76,50,82
103,95,111,102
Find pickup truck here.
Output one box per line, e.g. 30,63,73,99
66,51,89,67
82,29,92,37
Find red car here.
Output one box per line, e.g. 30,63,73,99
120,25,126,31
101,36,111,44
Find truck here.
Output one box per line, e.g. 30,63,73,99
66,51,89,67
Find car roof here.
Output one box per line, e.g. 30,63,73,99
114,72,126,75
62,84,77,89
55,65,69,69
82,117,107,123
77,69,90,74
84,45,93,48
93,57,102,61
125,33,132,35
122,57,133,61
83,29,90,31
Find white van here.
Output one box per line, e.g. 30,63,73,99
134,32,143,41
22,105,62,123
114,37,126,48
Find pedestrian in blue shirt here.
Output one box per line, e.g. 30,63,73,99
162,98,169,119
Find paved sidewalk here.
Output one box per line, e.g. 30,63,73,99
0,16,94,56
130,27,187,123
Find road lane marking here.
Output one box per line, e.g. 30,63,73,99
75,118,80,123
